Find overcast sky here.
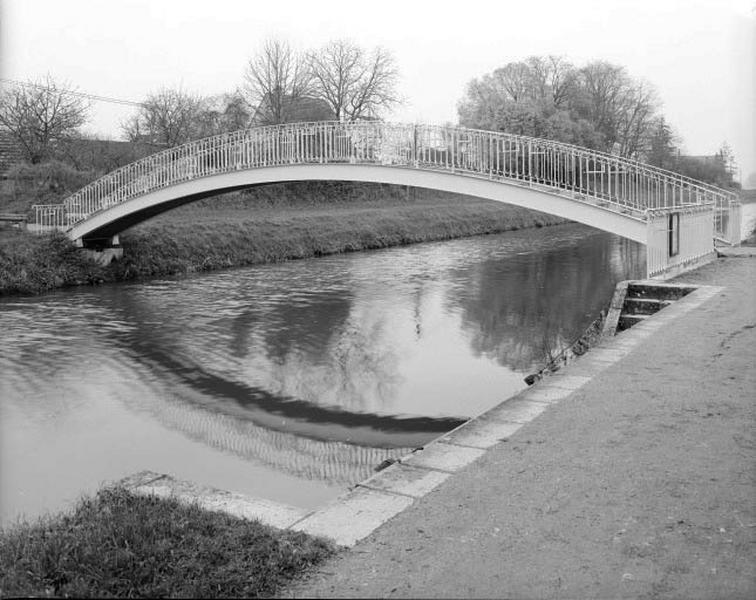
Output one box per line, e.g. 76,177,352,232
1,0,754,181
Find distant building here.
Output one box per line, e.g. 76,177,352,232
251,95,335,126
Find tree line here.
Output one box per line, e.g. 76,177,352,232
457,55,738,188
0,38,399,166
0,47,738,188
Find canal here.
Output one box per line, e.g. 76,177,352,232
1,223,646,525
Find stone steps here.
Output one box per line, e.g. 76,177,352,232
623,297,672,315
604,280,697,336
616,282,695,332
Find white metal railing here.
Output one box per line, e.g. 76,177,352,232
31,121,741,243
30,204,67,229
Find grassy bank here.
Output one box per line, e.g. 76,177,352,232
0,182,566,295
0,229,106,294
0,486,333,598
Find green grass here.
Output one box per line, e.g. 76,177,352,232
0,182,566,296
0,486,334,598
0,229,107,295
115,192,563,278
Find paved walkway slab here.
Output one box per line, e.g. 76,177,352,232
290,487,414,547
123,470,309,529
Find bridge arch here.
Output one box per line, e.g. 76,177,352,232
67,163,648,245
32,121,740,278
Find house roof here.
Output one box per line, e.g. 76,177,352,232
252,95,335,125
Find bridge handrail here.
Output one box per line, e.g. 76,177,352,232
418,122,730,199
70,121,735,200
40,121,739,236
459,125,738,198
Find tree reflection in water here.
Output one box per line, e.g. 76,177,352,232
455,232,643,371
98,224,643,429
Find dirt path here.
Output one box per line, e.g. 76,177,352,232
285,257,756,599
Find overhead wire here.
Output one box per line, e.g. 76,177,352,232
0,78,145,107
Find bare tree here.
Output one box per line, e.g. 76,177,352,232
0,76,90,163
244,39,312,125
575,61,659,157
193,91,252,137
491,62,531,103
477,56,576,110
121,87,206,147
458,56,663,153
523,55,577,107
310,40,400,121
346,46,400,120
457,74,511,131
614,80,659,157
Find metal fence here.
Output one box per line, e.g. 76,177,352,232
32,121,741,244
30,204,68,230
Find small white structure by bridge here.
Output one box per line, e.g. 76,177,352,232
32,121,741,279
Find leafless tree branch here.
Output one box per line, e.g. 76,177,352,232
0,75,90,163
244,39,313,125
310,40,399,121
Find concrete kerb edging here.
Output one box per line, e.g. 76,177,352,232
120,284,723,547
716,246,756,258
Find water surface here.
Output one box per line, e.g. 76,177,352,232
0,223,644,524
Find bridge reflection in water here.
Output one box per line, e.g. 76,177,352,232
0,225,644,523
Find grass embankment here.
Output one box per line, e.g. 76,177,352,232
0,486,334,598
0,229,105,295
0,181,566,295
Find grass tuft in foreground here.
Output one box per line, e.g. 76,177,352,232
0,486,335,598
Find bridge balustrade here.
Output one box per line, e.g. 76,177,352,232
31,121,741,277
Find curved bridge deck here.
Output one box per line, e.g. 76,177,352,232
31,121,741,278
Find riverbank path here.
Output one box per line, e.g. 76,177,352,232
286,255,756,599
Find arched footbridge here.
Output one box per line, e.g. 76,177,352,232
32,121,741,278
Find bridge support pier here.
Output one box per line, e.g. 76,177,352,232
645,206,716,279
80,246,123,266
77,234,123,266
74,234,120,249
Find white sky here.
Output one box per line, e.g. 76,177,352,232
1,0,754,181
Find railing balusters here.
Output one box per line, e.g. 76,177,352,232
33,121,737,244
